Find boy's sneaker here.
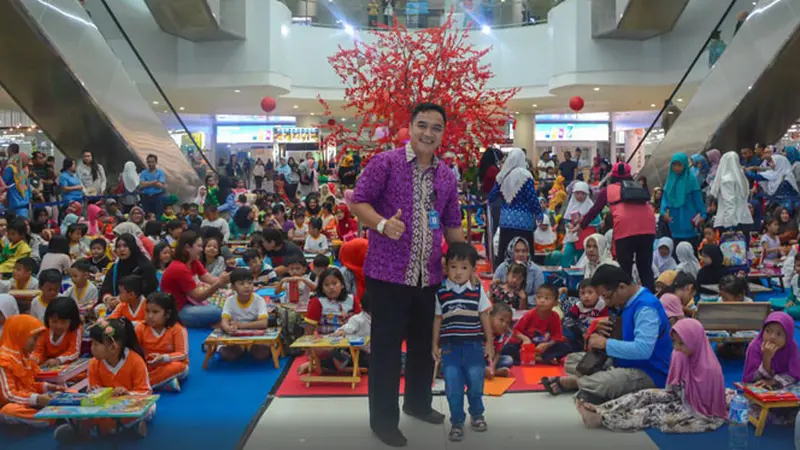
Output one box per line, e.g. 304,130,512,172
448,424,465,442
167,378,181,392
54,424,76,443
470,416,488,432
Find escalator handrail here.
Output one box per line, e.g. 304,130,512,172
98,0,218,176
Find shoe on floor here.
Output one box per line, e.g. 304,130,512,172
372,427,407,447
470,416,488,432
402,406,445,424
168,378,181,393
448,425,465,442
54,424,76,443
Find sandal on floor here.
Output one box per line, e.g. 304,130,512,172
470,416,487,432
448,425,465,442
541,376,565,396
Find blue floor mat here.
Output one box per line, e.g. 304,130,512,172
0,328,288,449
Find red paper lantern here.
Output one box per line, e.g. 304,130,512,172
397,127,410,143
260,96,276,113
327,119,336,126
569,96,584,112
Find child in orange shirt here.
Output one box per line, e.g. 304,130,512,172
32,297,82,368
135,293,189,392
54,318,154,442
108,275,147,324
0,315,65,428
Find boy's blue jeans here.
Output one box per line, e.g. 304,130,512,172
441,340,485,426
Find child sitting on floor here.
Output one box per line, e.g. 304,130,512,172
29,269,62,323
433,243,493,441
164,220,183,250
219,269,272,361
0,219,32,276
276,255,315,305
243,249,277,286
0,315,66,429
717,274,753,303
54,318,154,442
304,218,329,256
63,261,98,312
66,223,89,261
309,254,330,283
0,257,38,292
490,262,527,310
108,275,147,324
672,272,698,318
87,238,111,275
135,292,189,392
562,280,608,351
487,302,514,379
576,318,727,433
32,297,82,368
288,208,309,246
151,242,173,284
507,284,571,365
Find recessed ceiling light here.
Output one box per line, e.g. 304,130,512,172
179,107,185,111
532,104,538,107
293,105,298,109
668,111,674,115
515,111,519,115
310,112,315,116
234,89,241,93
677,98,683,102
593,87,600,91
650,104,656,108
341,118,347,121
152,101,159,105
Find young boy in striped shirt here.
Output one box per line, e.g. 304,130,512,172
433,243,494,442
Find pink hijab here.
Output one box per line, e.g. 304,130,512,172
707,149,721,178
86,204,105,236
743,312,800,383
659,294,685,320
667,318,727,419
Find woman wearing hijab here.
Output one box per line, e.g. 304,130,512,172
690,153,710,188
574,233,618,279
561,181,595,267
488,148,543,268
99,234,158,307
229,206,259,240
338,154,358,189
652,237,678,276
697,244,726,292
577,318,726,433
662,153,706,250
0,293,19,335
704,149,721,186
86,204,106,236
709,152,753,234
2,152,30,218
128,206,146,231
747,154,800,212
118,161,139,214
785,146,800,183
493,237,545,306
776,207,798,244
194,186,207,207
675,241,701,278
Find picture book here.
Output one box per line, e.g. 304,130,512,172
35,395,159,420
206,327,281,342
48,388,113,406
734,382,800,403
291,334,370,349
36,358,90,380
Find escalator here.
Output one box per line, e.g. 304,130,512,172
640,0,800,185
0,0,200,199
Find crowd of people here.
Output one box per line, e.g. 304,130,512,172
0,103,799,447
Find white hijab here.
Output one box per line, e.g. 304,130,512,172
675,241,701,278
534,214,557,246
564,181,593,243
194,186,207,206
496,148,532,203
122,161,140,192
709,152,752,228
0,294,19,337
652,237,677,275
760,154,799,195
575,233,618,278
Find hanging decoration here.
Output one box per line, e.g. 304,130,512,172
317,10,520,165
260,96,277,113
569,96,584,112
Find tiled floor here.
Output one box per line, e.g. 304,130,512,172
244,394,658,450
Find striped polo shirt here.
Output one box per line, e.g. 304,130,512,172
435,279,491,344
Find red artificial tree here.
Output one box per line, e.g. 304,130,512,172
317,11,520,166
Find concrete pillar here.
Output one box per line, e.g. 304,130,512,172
514,113,535,160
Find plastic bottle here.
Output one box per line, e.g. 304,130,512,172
729,391,749,450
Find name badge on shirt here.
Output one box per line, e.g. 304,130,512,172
428,210,440,230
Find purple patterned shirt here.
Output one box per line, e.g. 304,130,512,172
352,147,461,287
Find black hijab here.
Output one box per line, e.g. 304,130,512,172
233,206,253,231
478,148,502,181
99,233,158,298
697,244,726,286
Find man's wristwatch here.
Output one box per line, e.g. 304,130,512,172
376,219,387,235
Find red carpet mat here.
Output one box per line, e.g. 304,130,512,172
275,356,564,397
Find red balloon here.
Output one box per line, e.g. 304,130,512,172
397,127,410,143
260,96,276,113
569,96,584,112
327,119,336,126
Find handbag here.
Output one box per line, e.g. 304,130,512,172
575,314,623,376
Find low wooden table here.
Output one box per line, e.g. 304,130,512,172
36,358,91,391
747,270,785,291
735,382,800,436
202,328,283,370
701,283,772,294
290,335,370,389
9,289,40,314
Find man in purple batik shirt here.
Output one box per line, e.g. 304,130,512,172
351,103,464,447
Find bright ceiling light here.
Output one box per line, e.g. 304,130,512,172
234,89,241,93
152,101,159,105
514,111,519,115
280,25,289,37
310,112,315,116
677,98,683,102
293,105,298,109
593,87,600,91
179,107,185,111
481,25,491,34
532,104,538,107
344,24,354,35
650,104,656,108
341,118,347,121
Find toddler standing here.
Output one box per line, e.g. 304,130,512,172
432,243,493,442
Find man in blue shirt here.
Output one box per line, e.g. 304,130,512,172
540,265,672,406
740,147,763,225
139,154,166,219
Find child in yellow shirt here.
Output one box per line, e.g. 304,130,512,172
0,219,31,275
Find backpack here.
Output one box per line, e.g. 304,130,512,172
719,230,748,272
609,180,650,204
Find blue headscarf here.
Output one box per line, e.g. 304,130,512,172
690,153,709,186
786,146,800,164
664,153,700,209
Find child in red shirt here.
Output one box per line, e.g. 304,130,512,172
505,284,572,365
